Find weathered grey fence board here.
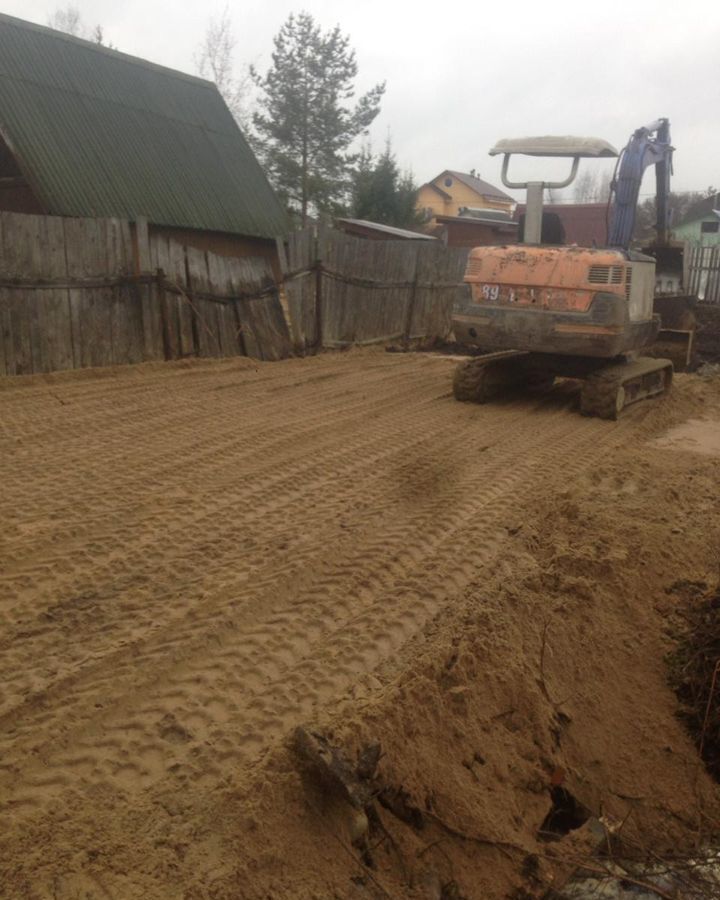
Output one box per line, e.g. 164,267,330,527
282,229,302,348
0,292,7,375
1,212,465,377
282,227,317,351
0,212,75,375
0,211,292,376
320,232,419,346
44,215,75,373
231,257,263,358
107,219,144,366
236,255,291,361
215,256,239,357
185,245,222,358
170,239,194,358
411,245,469,340
205,252,239,357
148,234,177,357
281,225,463,349
151,236,195,358
64,216,116,368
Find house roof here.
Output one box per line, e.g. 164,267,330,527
515,203,608,247
677,193,720,227
435,214,518,231
443,171,514,203
427,183,452,201
334,218,436,241
0,13,288,238
457,207,514,223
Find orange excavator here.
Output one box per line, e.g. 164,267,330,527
452,121,675,419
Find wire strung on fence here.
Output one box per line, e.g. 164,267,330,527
0,264,467,305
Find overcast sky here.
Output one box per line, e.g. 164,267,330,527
4,0,720,200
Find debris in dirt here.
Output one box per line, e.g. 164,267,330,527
377,786,425,830
558,850,720,899
357,742,383,780
538,787,591,841
291,727,374,813
439,881,465,900
665,579,709,597
697,363,720,380
291,726,381,867
385,337,487,356
668,583,720,780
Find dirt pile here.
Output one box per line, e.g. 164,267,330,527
0,351,719,898
221,409,720,899
696,303,720,364
670,584,720,782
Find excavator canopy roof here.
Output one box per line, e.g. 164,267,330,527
489,136,618,158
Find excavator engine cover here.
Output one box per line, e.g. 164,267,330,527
453,245,660,359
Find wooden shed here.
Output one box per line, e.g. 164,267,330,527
0,13,287,263
433,212,519,248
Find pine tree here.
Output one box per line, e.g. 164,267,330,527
350,142,422,229
251,13,385,224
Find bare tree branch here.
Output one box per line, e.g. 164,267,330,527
195,7,251,130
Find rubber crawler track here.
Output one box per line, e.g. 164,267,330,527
580,357,673,420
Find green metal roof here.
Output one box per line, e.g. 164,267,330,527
0,13,288,239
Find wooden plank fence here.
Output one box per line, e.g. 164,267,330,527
279,225,468,352
0,211,291,376
686,244,720,304
1,214,470,377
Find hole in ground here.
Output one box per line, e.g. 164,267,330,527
537,786,590,841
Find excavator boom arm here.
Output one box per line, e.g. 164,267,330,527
608,118,673,248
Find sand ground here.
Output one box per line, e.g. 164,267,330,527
1,350,720,899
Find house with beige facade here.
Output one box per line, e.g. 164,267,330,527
416,170,515,224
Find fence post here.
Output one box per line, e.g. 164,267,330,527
402,244,422,346
132,216,151,274
314,224,323,351
156,268,173,360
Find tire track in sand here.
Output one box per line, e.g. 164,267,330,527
0,354,663,815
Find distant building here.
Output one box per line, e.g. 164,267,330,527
432,208,519,248
0,13,287,261
674,194,720,246
416,171,514,224
514,203,608,247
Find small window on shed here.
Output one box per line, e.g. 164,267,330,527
701,220,719,233
444,176,453,187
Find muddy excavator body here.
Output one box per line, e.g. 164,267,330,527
451,126,674,419
455,245,659,358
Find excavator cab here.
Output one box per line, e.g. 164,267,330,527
451,130,674,419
